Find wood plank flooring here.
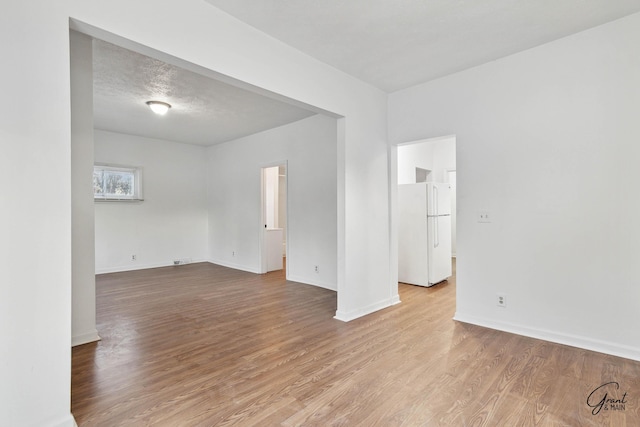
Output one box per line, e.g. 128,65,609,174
72,262,640,426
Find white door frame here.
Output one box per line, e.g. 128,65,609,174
259,161,288,275
391,135,456,290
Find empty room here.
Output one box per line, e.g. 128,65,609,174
4,1,640,426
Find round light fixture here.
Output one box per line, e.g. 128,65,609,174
146,100,171,115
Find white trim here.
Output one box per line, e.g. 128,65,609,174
72,330,101,347
206,259,262,274
396,134,457,147
95,259,208,275
334,296,401,322
287,274,336,291
47,413,77,427
453,312,640,362
388,143,400,307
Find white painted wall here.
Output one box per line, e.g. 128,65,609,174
448,171,457,257
71,0,391,320
389,13,640,360
5,1,390,424
397,141,434,184
70,31,100,347
431,138,456,182
1,3,75,426
94,130,208,273
207,115,338,290
397,137,456,184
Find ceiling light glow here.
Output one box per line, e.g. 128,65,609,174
146,100,171,115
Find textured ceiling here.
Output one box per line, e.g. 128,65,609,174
93,2,640,145
206,0,640,92
92,40,315,146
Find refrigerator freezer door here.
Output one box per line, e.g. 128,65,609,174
427,215,452,285
427,182,452,216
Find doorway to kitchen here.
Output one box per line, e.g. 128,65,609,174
396,135,456,287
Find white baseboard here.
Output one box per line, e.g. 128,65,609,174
48,413,77,427
207,262,336,291
287,274,336,291
207,259,261,274
334,295,400,322
453,312,640,362
96,259,207,275
72,330,101,347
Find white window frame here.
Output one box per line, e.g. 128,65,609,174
93,163,144,202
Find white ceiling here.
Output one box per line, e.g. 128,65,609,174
206,0,640,92
93,2,640,146
92,40,315,146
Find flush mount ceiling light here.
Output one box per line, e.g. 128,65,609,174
146,100,171,115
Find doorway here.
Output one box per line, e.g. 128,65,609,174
261,164,287,274
396,135,457,285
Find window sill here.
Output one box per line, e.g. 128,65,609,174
94,198,145,203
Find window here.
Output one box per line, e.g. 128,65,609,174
93,164,143,201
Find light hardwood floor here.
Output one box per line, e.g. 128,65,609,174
72,262,640,426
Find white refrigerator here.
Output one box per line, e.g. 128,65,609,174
398,182,452,287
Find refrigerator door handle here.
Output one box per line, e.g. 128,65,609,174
433,185,439,216
434,216,439,248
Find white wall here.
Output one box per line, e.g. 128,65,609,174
70,0,391,320
431,138,456,182
397,136,456,184
70,31,100,347
389,13,640,360
448,171,457,257
207,115,338,290
397,141,434,184
0,3,76,426
4,1,390,425
94,130,208,273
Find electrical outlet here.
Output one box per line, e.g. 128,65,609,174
497,293,507,308
232,251,235,257
314,265,319,273
478,211,491,223
131,254,137,261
